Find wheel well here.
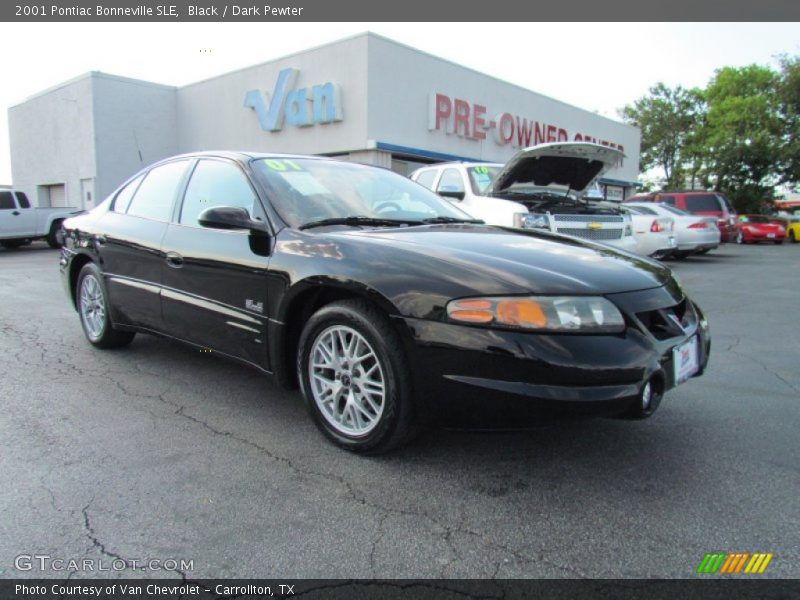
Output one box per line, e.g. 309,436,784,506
278,286,393,389
68,254,93,308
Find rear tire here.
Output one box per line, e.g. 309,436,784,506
790,230,798,244
297,299,418,453
76,263,136,349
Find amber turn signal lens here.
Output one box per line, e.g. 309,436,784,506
448,309,494,323
496,299,547,328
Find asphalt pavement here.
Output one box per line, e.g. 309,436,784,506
0,241,798,579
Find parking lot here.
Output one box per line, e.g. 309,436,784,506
0,242,798,579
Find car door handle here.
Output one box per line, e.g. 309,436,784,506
165,252,184,268
12,211,20,216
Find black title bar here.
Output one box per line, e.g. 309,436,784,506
3,0,800,21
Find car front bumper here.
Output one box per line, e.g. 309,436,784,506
399,285,710,424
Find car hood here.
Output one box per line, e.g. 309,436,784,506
489,142,624,198
341,225,671,296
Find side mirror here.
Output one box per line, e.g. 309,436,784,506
198,206,269,234
438,190,465,201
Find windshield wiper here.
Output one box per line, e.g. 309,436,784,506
420,216,484,224
299,216,421,230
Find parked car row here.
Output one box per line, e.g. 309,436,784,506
410,145,723,260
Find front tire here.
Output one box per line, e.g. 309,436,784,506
297,299,417,453
76,263,135,349
790,230,798,244
46,220,64,248
616,379,663,420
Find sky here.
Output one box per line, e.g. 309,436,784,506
1,22,799,184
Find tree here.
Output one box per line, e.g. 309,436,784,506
777,55,800,189
702,65,784,211
620,83,704,189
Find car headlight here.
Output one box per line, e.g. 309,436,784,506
446,296,625,333
514,213,549,229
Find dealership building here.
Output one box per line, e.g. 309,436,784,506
8,33,641,210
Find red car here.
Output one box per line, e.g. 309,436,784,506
736,214,786,244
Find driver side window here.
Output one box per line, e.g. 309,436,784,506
436,169,466,195
180,160,257,227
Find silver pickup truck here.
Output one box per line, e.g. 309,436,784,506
0,188,79,249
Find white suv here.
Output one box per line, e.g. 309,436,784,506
410,142,637,253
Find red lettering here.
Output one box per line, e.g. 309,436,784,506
574,133,583,141
433,93,452,132
618,145,624,155
472,104,486,140
557,128,568,142
515,117,533,147
494,113,515,144
534,122,546,145
453,98,470,137
546,124,557,142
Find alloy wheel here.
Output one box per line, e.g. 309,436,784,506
308,325,385,436
79,274,106,340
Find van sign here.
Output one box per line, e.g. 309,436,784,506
245,68,343,132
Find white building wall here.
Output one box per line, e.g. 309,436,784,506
8,76,96,208
365,34,641,184
92,74,177,202
176,35,369,158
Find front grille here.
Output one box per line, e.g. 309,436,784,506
636,299,696,340
552,215,625,224
556,228,624,240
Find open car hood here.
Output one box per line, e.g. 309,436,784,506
488,142,625,198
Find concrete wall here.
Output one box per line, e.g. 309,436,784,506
92,74,177,202
8,75,96,208
177,35,369,158
365,34,641,185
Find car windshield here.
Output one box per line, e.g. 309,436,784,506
252,158,474,228
466,165,502,195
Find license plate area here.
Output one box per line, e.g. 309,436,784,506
673,336,699,384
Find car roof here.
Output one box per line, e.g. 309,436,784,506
161,150,339,162
417,162,503,169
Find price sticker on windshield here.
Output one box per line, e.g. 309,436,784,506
263,159,305,172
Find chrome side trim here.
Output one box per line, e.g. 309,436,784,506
107,276,160,294
225,320,260,334
162,288,261,325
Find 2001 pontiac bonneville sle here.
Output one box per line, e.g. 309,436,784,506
60,151,710,452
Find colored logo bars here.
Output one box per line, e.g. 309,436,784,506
697,552,773,574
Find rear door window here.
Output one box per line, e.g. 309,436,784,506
15,192,31,208
112,175,145,213
126,161,190,222
658,195,677,206
684,194,722,212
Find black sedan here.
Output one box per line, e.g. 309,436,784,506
60,152,710,453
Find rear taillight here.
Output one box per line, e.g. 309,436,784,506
688,222,707,229
650,221,663,233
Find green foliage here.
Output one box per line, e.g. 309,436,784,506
620,83,703,189
621,58,799,208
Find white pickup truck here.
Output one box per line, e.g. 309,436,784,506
0,188,79,249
